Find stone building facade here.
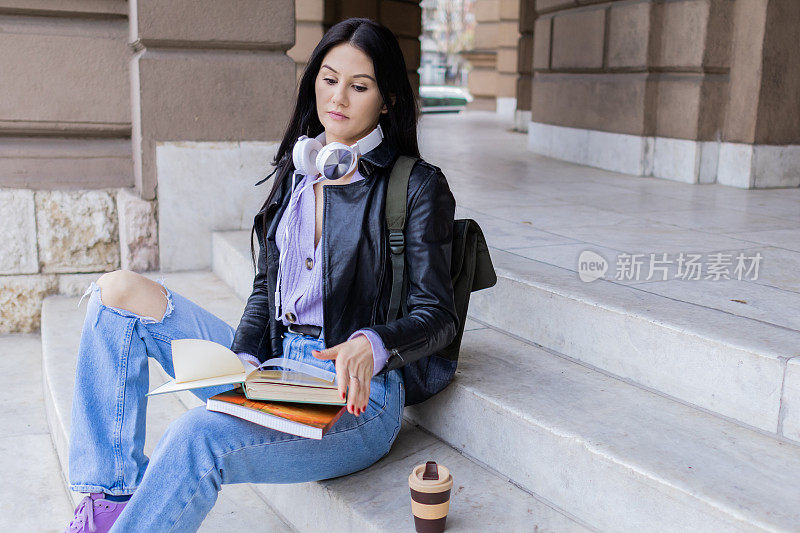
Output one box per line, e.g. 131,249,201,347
462,0,522,118
2,0,796,332
0,0,420,333
464,0,800,187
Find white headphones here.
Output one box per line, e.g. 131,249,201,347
274,123,385,321
292,123,384,180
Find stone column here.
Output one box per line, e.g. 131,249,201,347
515,0,535,131
291,0,325,83
497,0,522,118
128,1,298,272
463,0,500,110
719,0,800,187
526,0,799,188
129,0,297,200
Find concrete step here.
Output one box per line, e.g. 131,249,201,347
212,230,258,302
212,228,800,440
0,334,76,532
470,246,800,441
212,229,800,531
405,326,800,531
42,271,583,533
212,229,800,441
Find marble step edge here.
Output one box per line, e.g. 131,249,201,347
41,282,585,532
207,234,800,532
211,228,800,362
472,248,800,438
210,229,800,438
404,324,800,532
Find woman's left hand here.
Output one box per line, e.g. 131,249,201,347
312,336,373,416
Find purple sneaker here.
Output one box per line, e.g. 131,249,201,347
64,493,128,533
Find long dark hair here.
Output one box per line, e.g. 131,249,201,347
250,17,421,268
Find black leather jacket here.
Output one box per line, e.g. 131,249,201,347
230,138,459,376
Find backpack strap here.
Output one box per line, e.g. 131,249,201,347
385,155,417,322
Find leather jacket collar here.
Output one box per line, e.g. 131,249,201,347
358,135,399,174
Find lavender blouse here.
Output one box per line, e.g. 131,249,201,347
237,166,391,377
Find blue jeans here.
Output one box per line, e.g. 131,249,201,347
68,279,404,532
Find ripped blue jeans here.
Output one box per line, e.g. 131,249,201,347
68,278,404,532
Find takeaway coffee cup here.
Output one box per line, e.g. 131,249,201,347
408,461,453,533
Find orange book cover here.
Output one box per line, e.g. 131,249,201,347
208,389,346,437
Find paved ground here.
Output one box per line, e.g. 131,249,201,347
420,111,800,332
0,334,74,531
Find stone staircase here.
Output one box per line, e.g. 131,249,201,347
41,228,800,531
41,256,585,530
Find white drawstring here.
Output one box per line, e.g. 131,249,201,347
77,282,95,308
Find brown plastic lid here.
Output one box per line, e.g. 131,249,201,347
408,461,453,493
423,461,439,480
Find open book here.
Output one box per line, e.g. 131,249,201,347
146,338,347,405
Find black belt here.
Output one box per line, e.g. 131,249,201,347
286,323,322,338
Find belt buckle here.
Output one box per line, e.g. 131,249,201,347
288,323,309,336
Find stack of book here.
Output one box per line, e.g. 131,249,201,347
147,338,347,439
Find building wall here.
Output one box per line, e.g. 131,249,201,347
291,0,325,83
531,0,728,140
0,0,297,332
0,1,424,333
526,0,800,188
462,0,525,117
0,1,132,190
515,0,535,130
464,0,500,110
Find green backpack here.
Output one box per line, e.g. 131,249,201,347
380,155,497,406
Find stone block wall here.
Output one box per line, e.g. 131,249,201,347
0,188,157,333
515,0,535,130
497,0,522,97
129,0,296,200
528,0,800,187
464,0,501,111
0,0,297,333
292,0,326,82
461,0,525,119
0,1,425,333
0,2,133,189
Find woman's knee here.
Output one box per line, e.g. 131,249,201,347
157,408,219,463
96,269,168,320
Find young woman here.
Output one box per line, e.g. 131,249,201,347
64,17,458,533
